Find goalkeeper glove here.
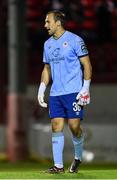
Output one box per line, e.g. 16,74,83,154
38,82,47,108
76,79,91,106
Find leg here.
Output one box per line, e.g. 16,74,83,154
47,118,65,173
68,118,84,173
68,118,82,137
51,117,64,133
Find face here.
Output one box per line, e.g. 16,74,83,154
44,13,58,36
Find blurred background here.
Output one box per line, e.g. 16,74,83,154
0,0,117,163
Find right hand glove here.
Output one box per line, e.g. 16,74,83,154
38,82,47,108
76,89,90,106
76,79,91,106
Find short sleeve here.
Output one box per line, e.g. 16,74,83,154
74,37,89,58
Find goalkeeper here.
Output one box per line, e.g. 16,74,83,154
38,10,92,173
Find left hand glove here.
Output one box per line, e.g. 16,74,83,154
76,79,91,106
38,82,47,108
38,94,47,108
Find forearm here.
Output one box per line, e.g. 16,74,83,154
39,64,51,95
83,58,92,81
38,64,51,108
40,64,51,86
82,58,92,90
77,56,92,106
83,66,92,81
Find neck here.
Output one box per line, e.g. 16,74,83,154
53,27,65,39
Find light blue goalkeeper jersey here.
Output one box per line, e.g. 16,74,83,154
43,31,88,96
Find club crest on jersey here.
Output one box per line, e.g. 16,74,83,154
63,41,68,48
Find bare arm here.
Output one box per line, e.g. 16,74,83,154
40,64,51,86
38,64,51,108
76,55,92,105
80,55,92,80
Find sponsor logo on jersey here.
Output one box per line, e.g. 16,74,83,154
52,48,60,57
49,48,65,63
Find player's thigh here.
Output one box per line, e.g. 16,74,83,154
51,118,65,132
49,96,66,119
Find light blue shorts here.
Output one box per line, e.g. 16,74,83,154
49,93,84,119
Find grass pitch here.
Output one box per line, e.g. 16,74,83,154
0,159,117,179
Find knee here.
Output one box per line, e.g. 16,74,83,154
52,121,64,133
69,123,82,137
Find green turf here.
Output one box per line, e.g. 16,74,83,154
0,160,117,179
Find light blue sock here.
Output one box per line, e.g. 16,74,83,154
72,134,84,161
52,132,64,168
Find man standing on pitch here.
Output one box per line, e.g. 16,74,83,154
38,10,92,173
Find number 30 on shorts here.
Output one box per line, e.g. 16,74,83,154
72,102,81,112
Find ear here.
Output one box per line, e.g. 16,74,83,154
56,20,61,26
